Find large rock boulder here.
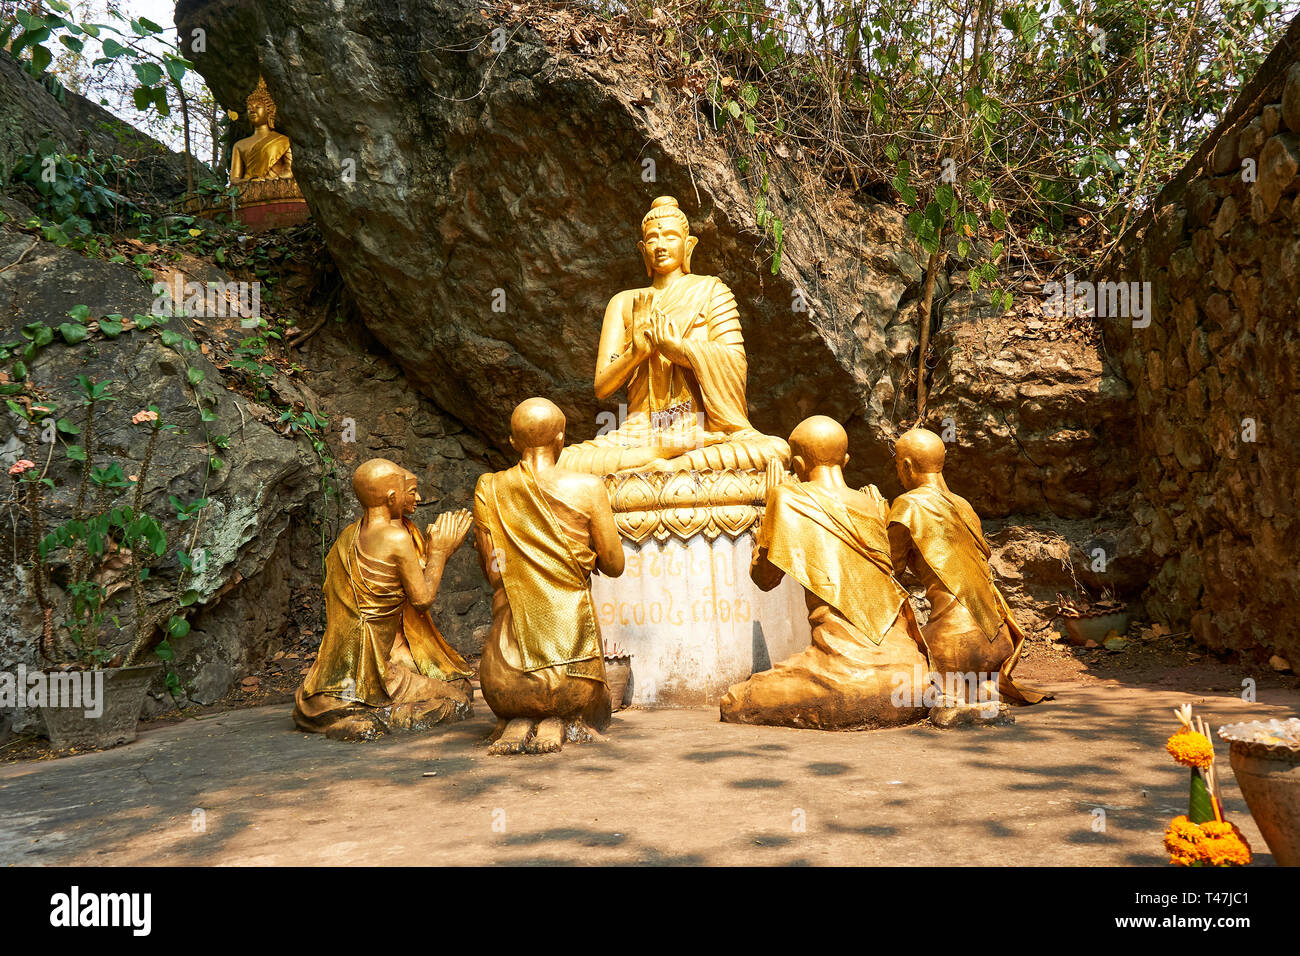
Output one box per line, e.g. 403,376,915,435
176,0,1036,496
0,200,320,727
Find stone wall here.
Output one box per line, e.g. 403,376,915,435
1107,18,1300,664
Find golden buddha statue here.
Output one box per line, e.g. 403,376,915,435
559,196,789,475
473,398,626,755
886,428,1050,707
293,459,476,741
229,77,293,184
719,417,930,730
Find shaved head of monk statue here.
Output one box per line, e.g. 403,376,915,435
719,416,930,730
474,397,626,755
888,427,1050,709
293,458,476,741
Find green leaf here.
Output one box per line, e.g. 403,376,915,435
132,86,154,112
727,100,741,119
59,34,84,54
132,61,163,87
55,418,80,435
167,616,190,639
163,56,188,87
98,317,123,337
1189,770,1216,825
179,589,200,607
68,305,91,323
66,445,86,461
30,43,51,74
186,367,205,386
101,37,130,58
59,323,88,345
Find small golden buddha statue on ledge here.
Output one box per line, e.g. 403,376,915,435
559,196,789,475
229,77,293,184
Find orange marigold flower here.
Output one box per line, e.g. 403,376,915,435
1166,730,1215,769
1164,817,1251,867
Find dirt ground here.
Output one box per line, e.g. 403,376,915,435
1,670,1296,866
4,623,1296,764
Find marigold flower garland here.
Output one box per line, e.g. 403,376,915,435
1162,704,1250,866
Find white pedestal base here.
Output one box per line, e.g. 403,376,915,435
590,532,811,706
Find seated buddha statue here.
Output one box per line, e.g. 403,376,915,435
229,77,293,184
558,196,789,475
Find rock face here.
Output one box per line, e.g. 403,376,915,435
0,200,320,727
175,0,1148,637
1107,18,1300,664
176,0,1137,518
0,51,199,204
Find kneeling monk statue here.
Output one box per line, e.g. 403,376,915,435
474,398,626,754
720,416,930,730
887,428,1049,707
293,459,476,740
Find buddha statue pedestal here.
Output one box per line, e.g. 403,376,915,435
589,469,811,706
186,179,310,232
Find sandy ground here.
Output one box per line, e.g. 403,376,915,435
1,679,1295,866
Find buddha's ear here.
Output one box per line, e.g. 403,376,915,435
792,454,806,477
843,451,851,468
638,240,653,278
385,487,398,508
684,235,699,274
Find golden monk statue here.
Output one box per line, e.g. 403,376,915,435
229,77,293,184
293,459,475,741
559,196,789,474
474,398,626,754
887,428,1049,708
720,417,930,729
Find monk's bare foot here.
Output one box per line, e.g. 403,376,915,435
325,712,389,742
487,718,534,755
486,718,508,743
565,719,607,745
526,717,565,754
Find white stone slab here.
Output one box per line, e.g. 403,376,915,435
591,531,811,706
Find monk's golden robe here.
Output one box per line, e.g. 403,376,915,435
233,132,291,181
719,482,930,730
293,519,474,737
560,274,789,473
888,485,1049,705
474,462,611,728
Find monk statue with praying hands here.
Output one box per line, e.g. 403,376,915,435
558,195,789,475
719,416,931,730
293,459,475,741
474,398,626,755
887,427,1050,710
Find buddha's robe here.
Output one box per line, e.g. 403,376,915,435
232,131,292,182
293,519,474,737
719,482,930,730
888,485,1049,705
474,462,611,728
560,273,789,474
